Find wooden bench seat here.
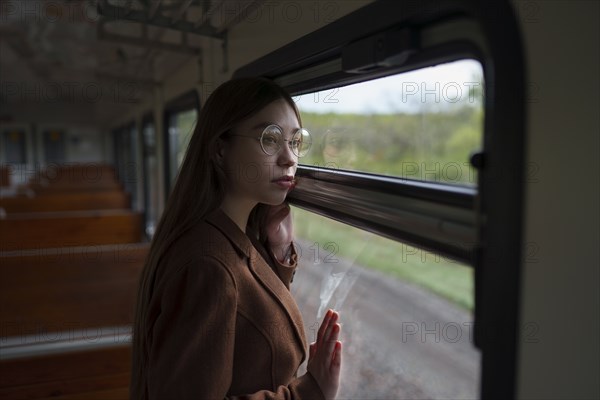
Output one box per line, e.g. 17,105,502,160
0,191,131,213
0,165,139,399
26,164,124,195
0,243,148,337
0,244,147,399
28,164,118,185
1,165,10,187
0,210,143,251
0,344,131,400
28,181,124,194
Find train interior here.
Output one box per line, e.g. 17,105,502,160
0,1,598,399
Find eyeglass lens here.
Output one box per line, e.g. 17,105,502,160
261,125,312,157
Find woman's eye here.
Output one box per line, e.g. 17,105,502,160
263,135,279,145
290,139,301,149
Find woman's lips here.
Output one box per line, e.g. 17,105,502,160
272,176,295,189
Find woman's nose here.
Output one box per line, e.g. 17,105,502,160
278,141,297,167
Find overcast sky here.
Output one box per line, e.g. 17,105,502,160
294,59,483,114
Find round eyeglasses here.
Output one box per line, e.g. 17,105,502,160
231,124,312,157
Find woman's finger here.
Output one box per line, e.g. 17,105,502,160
331,341,342,369
322,312,338,346
316,310,331,345
329,322,340,341
325,323,340,355
264,204,293,246
317,310,334,346
266,203,289,227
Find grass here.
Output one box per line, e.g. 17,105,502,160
292,206,474,311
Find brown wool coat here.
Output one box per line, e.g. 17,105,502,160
138,208,325,399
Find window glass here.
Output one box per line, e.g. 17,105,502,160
1,130,27,164
113,125,138,207
43,130,65,164
167,109,197,188
143,120,159,238
291,206,480,399
294,60,483,186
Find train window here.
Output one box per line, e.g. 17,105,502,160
142,116,159,238
294,60,483,186
164,90,200,193
291,206,480,399
113,124,139,209
1,130,27,164
166,109,197,185
43,130,66,164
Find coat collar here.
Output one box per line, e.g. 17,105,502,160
205,208,254,259
205,208,308,362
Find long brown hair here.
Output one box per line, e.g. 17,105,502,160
130,77,301,398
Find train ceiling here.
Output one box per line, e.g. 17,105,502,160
0,0,257,125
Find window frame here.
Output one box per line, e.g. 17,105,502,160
141,112,158,238
112,122,137,195
42,129,66,164
1,129,28,165
233,1,525,398
162,90,200,197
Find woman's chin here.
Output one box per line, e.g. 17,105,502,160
261,194,288,206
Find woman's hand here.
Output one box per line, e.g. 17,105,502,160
307,309,342,400
263,203,294,263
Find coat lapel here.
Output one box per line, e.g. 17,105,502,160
206,209,308,362
247,249,308,361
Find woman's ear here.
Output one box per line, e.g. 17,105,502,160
216,137,228,166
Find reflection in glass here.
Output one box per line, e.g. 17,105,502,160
295,60,484,186
167,109,197,189
143,121,159,238
113,126,138,208
1,130,27,164
291,207,480,399
321,128,358,170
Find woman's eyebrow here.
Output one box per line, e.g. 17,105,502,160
251,122,273,130
251,122,302,131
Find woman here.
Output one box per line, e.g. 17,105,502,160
131,77,342,400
